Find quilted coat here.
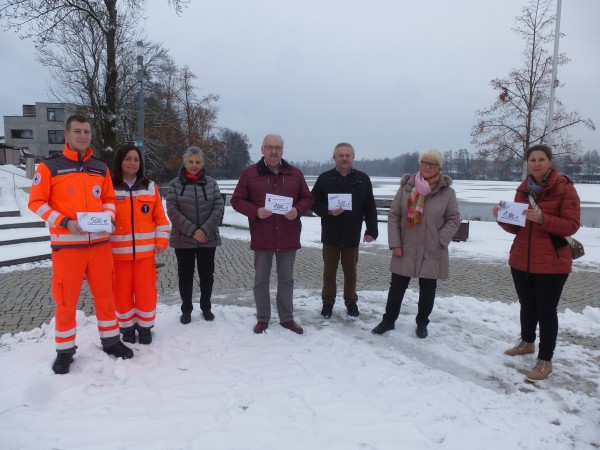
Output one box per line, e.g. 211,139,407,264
166,168,224,249
498,169,580,274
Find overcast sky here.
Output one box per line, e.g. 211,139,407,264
1,0,598,163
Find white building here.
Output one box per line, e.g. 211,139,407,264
3,103,78,158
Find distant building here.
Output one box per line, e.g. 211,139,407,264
3,103,79,158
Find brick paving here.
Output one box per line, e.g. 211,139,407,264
1,233,598,342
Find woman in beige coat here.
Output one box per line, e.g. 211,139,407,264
372,149,460,338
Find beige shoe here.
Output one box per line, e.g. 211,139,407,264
526,359,553,382
504,339,535,356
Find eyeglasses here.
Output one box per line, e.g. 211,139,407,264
420,161,439,168
263,145,283,151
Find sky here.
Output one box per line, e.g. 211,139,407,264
1,0,598,162
144,0,600,162
1,168,600,449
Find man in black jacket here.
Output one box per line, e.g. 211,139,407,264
311,143,379,318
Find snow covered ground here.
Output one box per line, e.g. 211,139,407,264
1,168,599,449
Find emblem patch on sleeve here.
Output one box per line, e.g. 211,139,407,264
92,186,102,198
33,173,42,185
141,204,150,214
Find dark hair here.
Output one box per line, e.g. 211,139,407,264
113,143,145,182
524,144,553,161
66,114,91,130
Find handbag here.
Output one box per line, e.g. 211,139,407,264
527,194,584,260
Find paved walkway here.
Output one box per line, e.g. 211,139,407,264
1,234,598,350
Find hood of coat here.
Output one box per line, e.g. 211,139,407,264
400,172,453,193
177,166,207,185
257,157,292,175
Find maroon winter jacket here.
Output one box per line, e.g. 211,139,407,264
498,169,580,274
231,158,314,252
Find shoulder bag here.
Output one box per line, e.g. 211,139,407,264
528,194,584,259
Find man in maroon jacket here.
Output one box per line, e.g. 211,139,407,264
231,134,314,334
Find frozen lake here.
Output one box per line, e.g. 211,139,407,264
217,177,600,227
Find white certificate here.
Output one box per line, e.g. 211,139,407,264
496,201,527,227
265,194,293,215
328,193,352,211
77,212,112,233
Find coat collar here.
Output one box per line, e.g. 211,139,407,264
257,157,292,175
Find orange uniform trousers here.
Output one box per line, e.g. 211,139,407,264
51,242,119,352
113,257,157,330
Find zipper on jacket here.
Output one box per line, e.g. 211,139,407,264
129,187,136,259
194,185,201,247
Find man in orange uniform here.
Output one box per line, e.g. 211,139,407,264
29,114,134,374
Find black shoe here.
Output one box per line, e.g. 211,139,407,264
122,329,136,344
137,327,152,345
203,310,215,321
103,341,134,359
372,321,395,335
321,303,333,319
346,303,360,317
416,324,428,339
180,313,191,324
52,353,73,374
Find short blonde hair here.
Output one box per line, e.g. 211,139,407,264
419,148,444,168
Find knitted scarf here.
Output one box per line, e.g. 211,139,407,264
527,168,552,200
406,172,439,227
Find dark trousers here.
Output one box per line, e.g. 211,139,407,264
322,244,359,305
511,268,568,361
175,247,217,314
382,274,437,326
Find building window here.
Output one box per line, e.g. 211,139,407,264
47,108,65,122
11,129,33,139
48,130,65,144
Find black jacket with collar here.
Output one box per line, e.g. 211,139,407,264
311,167,378,247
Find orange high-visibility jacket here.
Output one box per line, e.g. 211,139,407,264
28,145,116,249
111,178,170,260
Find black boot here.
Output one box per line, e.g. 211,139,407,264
137,327,152,345
52,353,74,374
202,310,215,321
416,324,428,339
346,303,359,317
372,321,395,335
180,312,191,324
321,303,333,319
103,341,134,359
122,328,136,344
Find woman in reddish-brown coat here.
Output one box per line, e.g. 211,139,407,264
493,144,580,383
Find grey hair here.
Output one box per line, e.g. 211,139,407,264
419,148,444,169
182,146,205,166
333,142,355,157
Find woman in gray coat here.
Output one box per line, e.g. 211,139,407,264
166,147,224,324
372,149,460,338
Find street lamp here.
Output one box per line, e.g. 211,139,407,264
136,40,145,158
546,0,562,147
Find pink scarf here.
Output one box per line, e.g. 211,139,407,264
406,173,437,227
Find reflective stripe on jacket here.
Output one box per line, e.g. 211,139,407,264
111,179,170,259
28,145,116,249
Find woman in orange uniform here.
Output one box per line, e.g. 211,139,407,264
111,143,170,344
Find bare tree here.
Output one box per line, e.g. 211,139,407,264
141,58,220,180
0,0,188,152
471,0,595,175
